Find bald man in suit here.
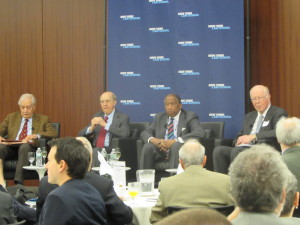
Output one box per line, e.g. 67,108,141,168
0,94,57,185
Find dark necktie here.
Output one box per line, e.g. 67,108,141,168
167,117,175,139
96,116,108,148
18,119,28,140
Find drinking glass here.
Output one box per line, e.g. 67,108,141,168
114,148,121,161
28,152,35,166
128,182,140,203
41,148,47,165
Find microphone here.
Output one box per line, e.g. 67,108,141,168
249,124,253,128
32,127,35,130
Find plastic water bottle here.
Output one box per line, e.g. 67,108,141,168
36,147,43,166
101,148,107,161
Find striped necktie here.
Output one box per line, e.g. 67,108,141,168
167,117,175,139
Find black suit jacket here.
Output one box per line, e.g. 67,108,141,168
78,110,130,147
141,109,205,142
233,105,287,145
36,172,133,225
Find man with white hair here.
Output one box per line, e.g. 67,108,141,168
150,139,234,223
0,93,57,186
229,144,291,225
276,117,300,191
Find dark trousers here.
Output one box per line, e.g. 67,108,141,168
213,145,250,174
0,143,34,183
139,142,183,169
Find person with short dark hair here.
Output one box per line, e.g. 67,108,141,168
140,93,205,169
38,137,107,225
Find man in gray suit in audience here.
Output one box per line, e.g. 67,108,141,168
140,93,204,169
228,144,293,225
79,91,130,166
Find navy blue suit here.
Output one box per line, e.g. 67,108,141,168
38,179,107,225
37,173,133,225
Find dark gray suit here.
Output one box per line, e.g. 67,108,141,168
0,191,17,224
282,146,300,191
213,105,287,174
78,110,130,166
140,109,205,169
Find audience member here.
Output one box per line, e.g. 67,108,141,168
150,139,234,223
78,91,130,167
213,85,287,174
0,93,58,186
38,137,107,225
276,117,300,191
155,208,232,225
280,173,300,223
228,144,291,225
140,93,204,169
0,185,18,224
36,137,133,225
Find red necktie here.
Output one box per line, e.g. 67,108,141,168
96,116,108,148
18,119,28,140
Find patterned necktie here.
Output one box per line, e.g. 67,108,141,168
18,119,28,140
255,114,264,133
167,117,175,139
96,116,108,148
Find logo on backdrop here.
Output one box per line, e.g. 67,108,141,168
149,56,170,62
120,43,141,49
150,85,171,90
208,24,231,30
209,113,232,119
120,15,141,21
149,27,170,33
178,12,199,18
181,99,200,105
178,70,200,76
120,72,141,77
178,41,200,47
149,0,169,4
208,54,231,60
120,100,141,105
208,84,232,89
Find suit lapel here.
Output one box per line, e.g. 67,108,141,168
32,114,39,134
12,114,22,139
177,110,186,136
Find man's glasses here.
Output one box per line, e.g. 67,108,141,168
250,96,268,102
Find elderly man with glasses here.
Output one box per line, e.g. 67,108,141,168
213,85,287,174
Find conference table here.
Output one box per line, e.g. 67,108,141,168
123,189,159,225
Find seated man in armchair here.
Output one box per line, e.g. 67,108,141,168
139,93,205,169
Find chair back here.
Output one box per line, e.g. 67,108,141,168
51,122,61,137
200,122,224,139
129,122,150,138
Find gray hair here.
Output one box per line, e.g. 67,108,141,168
229,144,289,213
18,93,36,106
100,91,117,101
249,85,270,97
276,117,300,146
179,139,205,168
281,172,298,216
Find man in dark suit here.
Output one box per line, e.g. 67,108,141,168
0,93,58,186
213,85,288,174
36,137,133,225
78,91,130,166
38,137,107,225
140,93,205,169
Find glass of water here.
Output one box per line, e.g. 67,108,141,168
41,147,47,165
28,152,35,166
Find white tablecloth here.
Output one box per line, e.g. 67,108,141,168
124,190,159,225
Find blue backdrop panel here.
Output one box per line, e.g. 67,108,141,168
108,0,245,138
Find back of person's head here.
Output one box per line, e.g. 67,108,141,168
179,139,205,168
49,137,90,179
276,117,300,146
76,136,93,169
229,144,289,213
155,208,232,225
281,172,298,217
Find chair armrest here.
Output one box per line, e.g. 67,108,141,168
136,139,144,169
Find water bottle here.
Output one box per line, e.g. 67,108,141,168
101,148,107,161
36,147,43,166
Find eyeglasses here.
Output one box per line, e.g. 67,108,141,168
100,100,112,104
250,96,268,102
